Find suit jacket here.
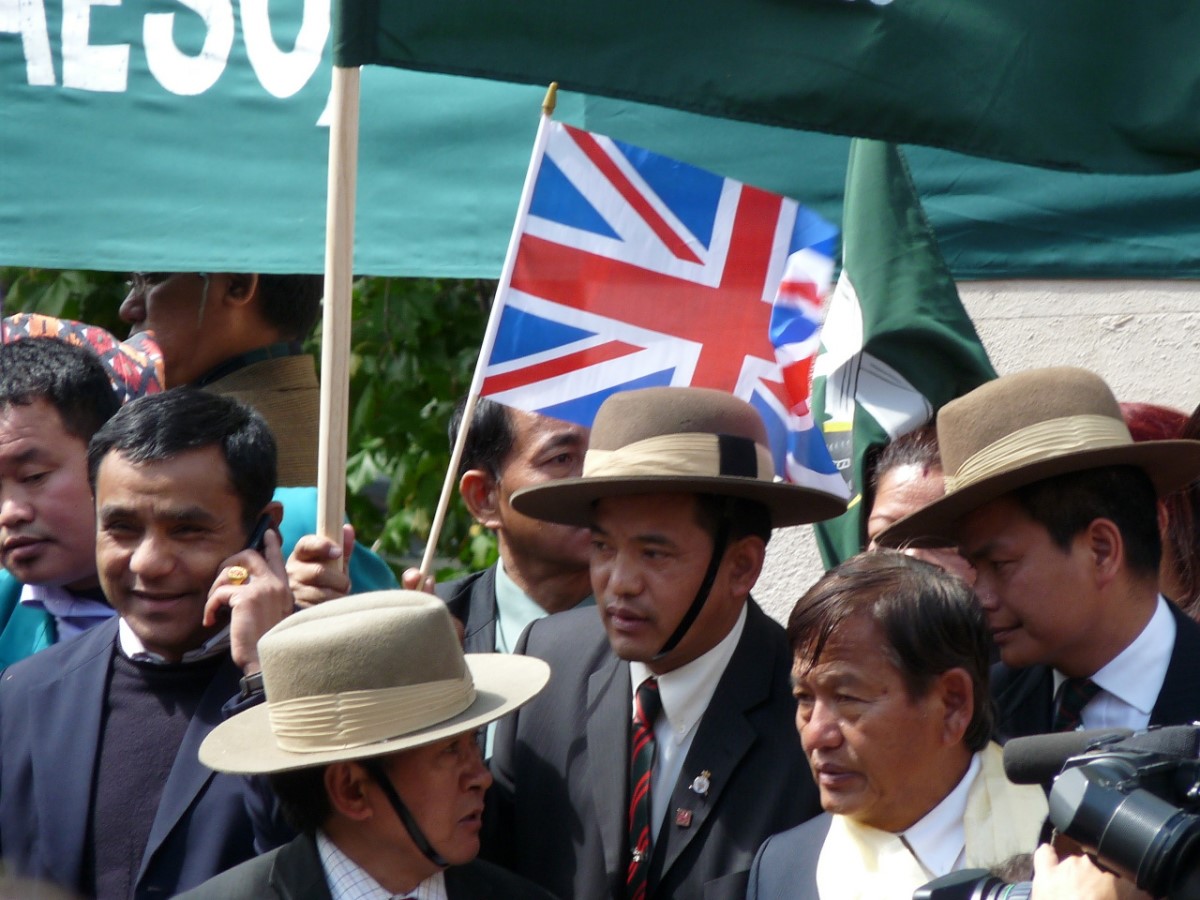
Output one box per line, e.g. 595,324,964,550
0,619,285,899
0,570,54,670
746,814,831,900
177,832,561,900
485,600,821,900
437,565,499,655
992,600,1200,742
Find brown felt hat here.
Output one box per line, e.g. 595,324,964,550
877,367,1200,547
510,387,848,528
198,591,549,774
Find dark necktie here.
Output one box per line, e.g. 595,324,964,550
628,677,661,900
1052,676,1102,732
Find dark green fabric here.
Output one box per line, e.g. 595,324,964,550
812,142,996,568
6,2,1200,276
335,0,1200,175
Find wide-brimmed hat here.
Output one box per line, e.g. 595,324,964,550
510,387,848,528
199,591,549,774
877,367,1200,547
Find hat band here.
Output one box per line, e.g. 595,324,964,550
945,415,1133,494
583,432,773,482
267,674,476,753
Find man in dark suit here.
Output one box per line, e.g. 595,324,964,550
485,386,848,900
748,553,1046,900
434,396,593,653
178,591,557,900
879,368,1200,742
0,389,296,898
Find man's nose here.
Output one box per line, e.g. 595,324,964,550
800,700,843,752
118,289,143,325
0,492,34,528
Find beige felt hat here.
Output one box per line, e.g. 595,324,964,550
199,591,549,775
877,367,1200,547
510,386,848,528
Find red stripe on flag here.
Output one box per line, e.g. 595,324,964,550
481,341,642,395
567,127,704,265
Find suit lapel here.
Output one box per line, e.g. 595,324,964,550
137,656,242,883
465,566,499,655
586,653,631,882
654,608,764,882
270,835,333,900
29,623,116,887
445,862,496,899
1150,603,1200,726
992,664,1054,740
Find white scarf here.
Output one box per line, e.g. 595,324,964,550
813,743,1046,900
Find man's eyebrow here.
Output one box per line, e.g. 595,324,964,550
536,432,585,453
3,447,50,466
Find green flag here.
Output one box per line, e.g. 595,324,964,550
335,0,1200,175
811,140,996,567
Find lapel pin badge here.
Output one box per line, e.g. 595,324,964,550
675,808,693,828
689,770,711,797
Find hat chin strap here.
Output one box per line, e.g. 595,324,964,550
654,516,730,661
362,758,450,869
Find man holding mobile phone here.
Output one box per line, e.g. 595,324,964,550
0,389,296,899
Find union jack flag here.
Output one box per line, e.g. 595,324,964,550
481,121,846,496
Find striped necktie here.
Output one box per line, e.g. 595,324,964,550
627,677,661,900
1052,676,1101,732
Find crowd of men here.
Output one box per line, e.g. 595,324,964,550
0,273,1191,900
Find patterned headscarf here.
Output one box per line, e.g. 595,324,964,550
1,313,163,405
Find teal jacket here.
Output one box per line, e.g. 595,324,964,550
0,486,398,669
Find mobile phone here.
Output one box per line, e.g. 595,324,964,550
245,513,273,553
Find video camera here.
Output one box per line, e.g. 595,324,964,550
914,724,1200,900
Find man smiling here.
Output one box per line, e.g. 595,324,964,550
0,389,294,899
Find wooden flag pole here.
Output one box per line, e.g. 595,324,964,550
316,65,361,559
418,83,559,578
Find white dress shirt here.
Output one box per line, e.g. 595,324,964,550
1052,595,1175,732
629,603,747,841
901,753,980,877
316,831,448,900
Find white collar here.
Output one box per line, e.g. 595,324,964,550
316,831,448,900
900,753,980,878
117,617,231,665
629,603,747,742
1052,594,1175,716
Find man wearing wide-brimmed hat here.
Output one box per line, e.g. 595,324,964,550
178,591,556,900
878,367,1200,742
483,386,847,900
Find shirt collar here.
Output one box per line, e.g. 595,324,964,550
316,831,448,900
20,583,115,639
1052,595,1175,715
493,558,595,653
629,603,747,742
117,617,231,665
901,752,980,878
191,341,303,387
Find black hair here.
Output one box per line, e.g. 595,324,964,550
0,339,119,441
871,425,942,491
87,390,276,532
693,494,773,546
1011,465,1161,579
268,766,332,835
255,275,324,341
449,395,516,481
788,551,993,752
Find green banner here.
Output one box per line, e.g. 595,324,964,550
335,0,1200,176
812,141,996,567
5,1,1200,276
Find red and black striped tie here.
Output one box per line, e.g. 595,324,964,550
1052,676,1101,732
627,677,661,900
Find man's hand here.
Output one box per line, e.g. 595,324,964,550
400,566,436,594
205,527,294,675
287,524,355,607
1031,844,1152,900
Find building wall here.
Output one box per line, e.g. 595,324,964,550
756,280,1200,625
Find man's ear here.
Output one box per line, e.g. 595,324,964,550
935,667,974,746
325,761,374,822
459,469,501,530
223,273,260,309
261,501,284,531
724,535,766,600
1081,517,1124,588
